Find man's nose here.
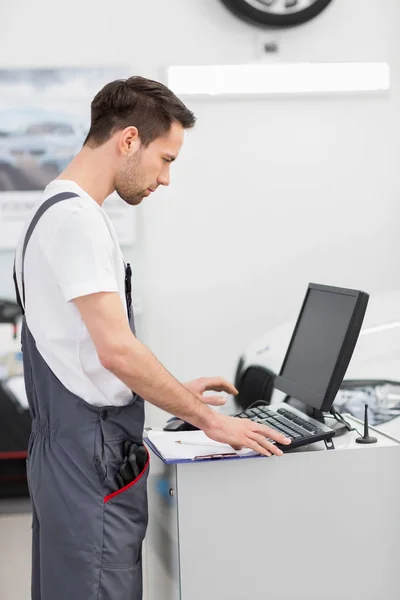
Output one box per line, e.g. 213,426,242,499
158,168,170,187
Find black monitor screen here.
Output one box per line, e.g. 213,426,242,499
275,285,367,412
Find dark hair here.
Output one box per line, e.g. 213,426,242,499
84,76,196,147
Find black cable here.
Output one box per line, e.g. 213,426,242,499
239,394,290,413
239,399,269,412
329,406,363,437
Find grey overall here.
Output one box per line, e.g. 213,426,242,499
14,192,149,600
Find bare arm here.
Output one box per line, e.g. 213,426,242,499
73,292,291,456
73,292,215,430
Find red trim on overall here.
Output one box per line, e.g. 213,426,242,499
104,448,150,503
0,451,28,460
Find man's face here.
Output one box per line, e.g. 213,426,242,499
115,121,184,206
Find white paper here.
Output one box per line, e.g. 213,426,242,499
146,429,257,461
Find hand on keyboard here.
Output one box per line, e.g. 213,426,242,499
203,413,292,457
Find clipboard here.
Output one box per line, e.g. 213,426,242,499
144,429,259,464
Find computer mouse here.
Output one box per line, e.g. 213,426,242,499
163,417,200,432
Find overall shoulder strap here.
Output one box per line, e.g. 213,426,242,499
13,192,80,313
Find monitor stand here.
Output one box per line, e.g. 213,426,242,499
311,408,348,436
311,408,324,421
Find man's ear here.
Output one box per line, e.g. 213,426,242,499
119,126,140,155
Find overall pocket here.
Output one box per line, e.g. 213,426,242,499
101,447,150,568
99,561,143,600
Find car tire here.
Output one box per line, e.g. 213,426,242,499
220,0,334,28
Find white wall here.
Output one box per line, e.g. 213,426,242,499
1,0,399,426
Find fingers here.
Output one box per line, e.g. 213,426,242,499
246,431,283,457
204,377,238,395
253,422,292,446
201,394,227,406
242,437,272,457
204,414,289,459
229,435,274,457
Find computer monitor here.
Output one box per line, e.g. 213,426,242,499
275,283,369,416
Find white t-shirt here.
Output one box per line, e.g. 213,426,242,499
14,179,134,407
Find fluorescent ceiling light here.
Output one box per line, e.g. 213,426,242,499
360,321,400,336
167,63,390,96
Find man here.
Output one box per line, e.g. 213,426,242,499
14,76,290,600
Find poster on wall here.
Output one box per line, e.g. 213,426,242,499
0,67,135,249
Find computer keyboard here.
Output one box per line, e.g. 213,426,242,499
233,403,335,450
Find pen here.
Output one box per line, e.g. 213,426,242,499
176,440,228,448
194,453,239,459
